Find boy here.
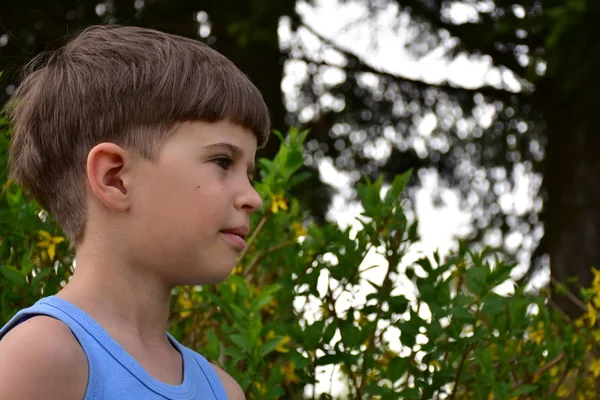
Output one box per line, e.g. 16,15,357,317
0,24,269,399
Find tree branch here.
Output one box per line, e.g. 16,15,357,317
513,352,566,389
386,0,533,79
293,15,524,104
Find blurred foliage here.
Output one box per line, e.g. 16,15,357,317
2,0,600,304
3,120,600,399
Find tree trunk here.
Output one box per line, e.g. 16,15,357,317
198,1,293,160
539,77,600,317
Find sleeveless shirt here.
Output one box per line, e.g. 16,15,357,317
0,296,228,400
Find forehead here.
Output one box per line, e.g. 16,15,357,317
168,120,258,153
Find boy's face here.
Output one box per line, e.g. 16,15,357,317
124,120,263,285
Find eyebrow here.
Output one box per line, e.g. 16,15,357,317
204,142,256,180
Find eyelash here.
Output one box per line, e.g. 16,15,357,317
214,157,233,170
214,156,255,183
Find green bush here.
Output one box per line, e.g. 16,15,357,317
2,122,599,399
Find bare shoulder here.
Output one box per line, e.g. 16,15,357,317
0,315,88,400
211,363,246,400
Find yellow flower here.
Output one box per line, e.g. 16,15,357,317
231,265,243,275
264,299,279,315
37,230,65,260
265,330,291,353
586,390,596,399
528,323,544,344
177,295,193,318
270,193,288,214
1,178,12,193
275,335,291,353
253,381,266,394
292,222,307,238
592,267,600,291
587,303,597,327
530,330,544,344
429,360,441,370
516,339,523,353
590,358,600,378
282,362,300,384
557,384,570,398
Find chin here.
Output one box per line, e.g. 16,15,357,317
190,263,236,286
201,273,233,285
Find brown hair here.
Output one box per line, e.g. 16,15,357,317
7,25,270,246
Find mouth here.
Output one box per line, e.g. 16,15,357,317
220,226,249,250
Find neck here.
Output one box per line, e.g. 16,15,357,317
58,240,173,345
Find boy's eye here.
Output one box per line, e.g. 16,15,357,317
214,157,233,170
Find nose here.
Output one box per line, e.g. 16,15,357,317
236,181,263,213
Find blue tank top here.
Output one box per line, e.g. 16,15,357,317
0,296,228,400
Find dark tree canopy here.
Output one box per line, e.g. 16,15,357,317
1,0,599,316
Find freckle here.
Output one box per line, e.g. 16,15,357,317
195,185,200,189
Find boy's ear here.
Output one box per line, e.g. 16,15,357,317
86,143,132,211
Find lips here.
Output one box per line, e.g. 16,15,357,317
221,226,249,239
220,226,249,250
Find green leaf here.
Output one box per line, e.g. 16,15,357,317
258,158,276,173
388,295,409,313
304,320,325,348
487,263,513,287
492,381,509,400
259,337,284,358
288,171,312,188
229,303,248,321
465,265,488,296
398,388,420,399
386,169,412,203
416,258,434,274
365,383,390,397
247,313,263,347
407,220,419,242
251,294,273,313
388,357,410,381
285,148,304,170
451,306,474,321
397,322,417,348
509,384,538,397
482,293,507,315
227,275,249,299
475,347,493,377
322,322,337,344
356,177,383,217
230,334,252,352
365,279,381,291
418,281,435,303
316,353,343,366
223,346,246,365
271,129,284,142
340,320,361,348
0,265,26,285
30,267,53,290
203,328,221,360
427,319,444,338
6,190,21,208
20,247,34,274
